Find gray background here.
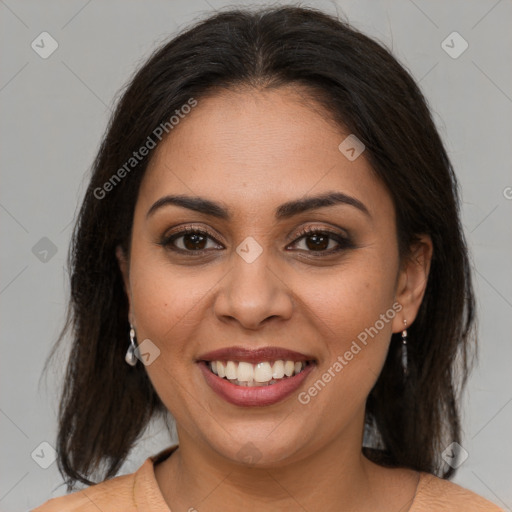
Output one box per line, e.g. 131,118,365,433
1,0,511,510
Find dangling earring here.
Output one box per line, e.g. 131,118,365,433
401,320,408,377
125,324,138,366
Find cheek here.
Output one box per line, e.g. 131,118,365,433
127,245,231,383
130,267,208,345
302,256,398,340
298,284,397,430
127,255,211,415
294,247,399,395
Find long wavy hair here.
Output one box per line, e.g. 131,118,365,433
44,5,476,490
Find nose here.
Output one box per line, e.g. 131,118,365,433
213,248,294,330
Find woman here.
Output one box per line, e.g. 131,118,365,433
34,5,503,511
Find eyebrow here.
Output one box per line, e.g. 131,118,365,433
146,191,371,220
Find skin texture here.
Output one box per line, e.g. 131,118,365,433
117,87,433,511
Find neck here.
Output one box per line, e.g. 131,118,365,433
155,412,386,511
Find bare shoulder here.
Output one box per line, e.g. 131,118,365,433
411,472,505,511
31,473,136,512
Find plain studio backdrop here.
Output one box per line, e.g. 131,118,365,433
0,1,511,510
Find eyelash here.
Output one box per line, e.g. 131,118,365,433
158,225,355,257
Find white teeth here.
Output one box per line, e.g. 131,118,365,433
254,362,273,383
225,361,237,380
207,359,309,386
284,360,295,377
237,362,254,383
272,360,285,379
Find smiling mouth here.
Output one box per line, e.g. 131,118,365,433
204,359,315,387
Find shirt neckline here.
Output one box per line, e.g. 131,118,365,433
133,445,431,511
133,444,179,510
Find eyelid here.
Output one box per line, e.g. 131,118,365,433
159,223,353,255
160,225,224,251
289,224,348,239
286,226,354,253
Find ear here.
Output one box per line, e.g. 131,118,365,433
116,245,134,325
392,234,433,333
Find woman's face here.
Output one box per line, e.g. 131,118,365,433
118,87,430,466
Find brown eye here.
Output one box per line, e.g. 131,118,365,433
289,228,354,255
303,233,331,251
160,228,223,253
181,232,207,250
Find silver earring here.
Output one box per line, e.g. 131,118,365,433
125,324,138,366
401,320,408,377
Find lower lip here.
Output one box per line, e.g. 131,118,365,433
198,361,315,407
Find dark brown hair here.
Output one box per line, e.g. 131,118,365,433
44,5,476,490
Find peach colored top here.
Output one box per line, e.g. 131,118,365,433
32,445,504,511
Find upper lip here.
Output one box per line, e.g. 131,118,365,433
197,346,316,364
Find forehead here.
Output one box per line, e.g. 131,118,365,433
136,87,394,223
